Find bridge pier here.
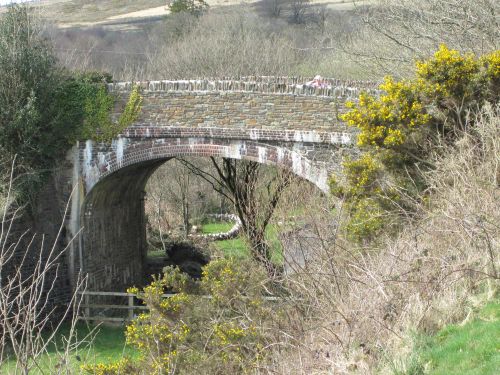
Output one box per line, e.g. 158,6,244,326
78,160,166,291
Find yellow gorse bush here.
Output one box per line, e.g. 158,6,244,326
83,259,276,374
81,358,133,375
482,50,500,79
333,45,500,242
415,45,478,96
344,79,431,149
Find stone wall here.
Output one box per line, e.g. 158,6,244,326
80,160,165,291
133,91,343,131
110,76,378,133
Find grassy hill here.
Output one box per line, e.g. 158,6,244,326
2,0,374,29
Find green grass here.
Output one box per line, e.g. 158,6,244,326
201,221,234,234
214,237,249,258
203,222,283,264
1,322,136,374
144,222,283,263
147,247,166,258
416,300,500,375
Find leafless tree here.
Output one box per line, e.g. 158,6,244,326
288,0,311,24
348,0,500,77
146,10,309,79
180,157,293,273
145,158,226,243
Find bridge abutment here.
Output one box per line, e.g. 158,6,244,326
80,160,166,291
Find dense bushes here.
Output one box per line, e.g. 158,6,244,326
0,6,141,207
0,6,65,187
332,46,500,241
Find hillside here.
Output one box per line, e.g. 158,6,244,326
1,0,374,29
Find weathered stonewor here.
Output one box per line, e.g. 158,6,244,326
64,77,367,294
107,76,380,98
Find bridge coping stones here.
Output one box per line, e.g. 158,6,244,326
107,76,381,99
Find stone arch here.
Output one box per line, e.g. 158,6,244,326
78,137,331,291
82,137,330,197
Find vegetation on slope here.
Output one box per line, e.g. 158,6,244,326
92,104,499,374
0,0,498,373
39,0,167,24
332,46,500,242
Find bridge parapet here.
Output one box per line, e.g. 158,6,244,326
108,76,380,99
111,77,373,132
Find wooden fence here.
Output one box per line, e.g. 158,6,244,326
77,291,282,323
77,291,176,323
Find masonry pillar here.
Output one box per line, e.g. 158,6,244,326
80,160,167,291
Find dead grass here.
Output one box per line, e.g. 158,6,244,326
271,104,500,374
18,0,374,29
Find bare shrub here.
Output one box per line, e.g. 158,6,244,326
145,158,225,241
143,6,372,79
288,0,311,24
45,3,367,80
0,163,88,373
349,0,500,77
148,10,307,78
271,105,499,373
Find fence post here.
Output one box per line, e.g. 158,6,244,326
84,293,90,318
128,294,134,320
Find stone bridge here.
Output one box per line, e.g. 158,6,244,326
66,77,376,292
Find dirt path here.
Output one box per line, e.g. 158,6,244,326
106,0,372,22
106,5,169,20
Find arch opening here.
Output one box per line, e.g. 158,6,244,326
78,138,331,291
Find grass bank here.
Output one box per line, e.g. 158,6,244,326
398,299,500,375
1,323,135,373
203,222,283,263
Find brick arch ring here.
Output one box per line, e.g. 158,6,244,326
82,137,331,195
